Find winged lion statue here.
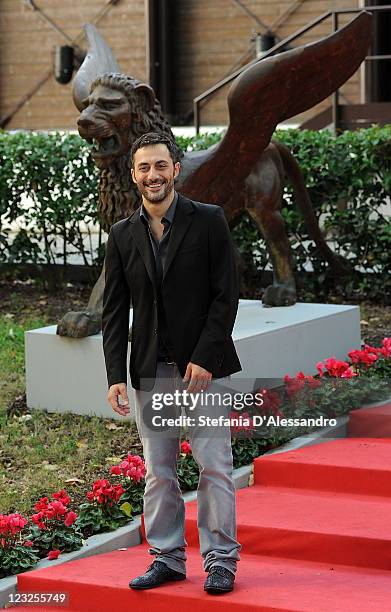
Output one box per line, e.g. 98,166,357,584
57,11,372,338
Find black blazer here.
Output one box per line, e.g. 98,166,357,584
102,193,242,391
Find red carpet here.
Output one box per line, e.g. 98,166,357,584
253,437,391,496
348,402,391,438
12,549,391,612
13,412,391,611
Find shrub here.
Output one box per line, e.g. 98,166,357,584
0,126,390,301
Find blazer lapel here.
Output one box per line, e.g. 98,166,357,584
128,209,157,290
162,194,194,283
128,194,194,287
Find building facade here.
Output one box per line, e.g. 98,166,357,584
1,0,387,130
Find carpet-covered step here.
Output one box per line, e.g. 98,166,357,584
348,402,391,438
253,438,391,496
182,484,391,570
13,544,391,612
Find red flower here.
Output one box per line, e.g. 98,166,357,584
229,411,255,435
111,465,122,475
31,512,46,530
49,500,68,517
307,376,321,389
256,388,282,417
284,375,305,396
47,549,61,560
64,511,77,527
86,479,124,505
9,514,27,535
316,362,324,377
180,441,192,455
349,348,378,366
378,338,391,357
0,513,28,538
34,497,49,512
52,489,71,506
316,357,355,378
24,540,33,547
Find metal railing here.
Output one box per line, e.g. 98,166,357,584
193,5,391,133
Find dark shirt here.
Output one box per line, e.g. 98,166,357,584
140,192,178,360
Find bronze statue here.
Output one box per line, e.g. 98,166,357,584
57,13,372,338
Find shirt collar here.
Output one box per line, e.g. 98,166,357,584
140,191,178,225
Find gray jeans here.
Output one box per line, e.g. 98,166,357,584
134,361,241,575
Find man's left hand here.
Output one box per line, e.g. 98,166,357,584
183,362,212,393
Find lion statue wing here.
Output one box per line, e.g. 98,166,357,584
181,11,372,202
73,24,121,111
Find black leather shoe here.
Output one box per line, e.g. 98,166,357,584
204,566,235,594
129,560,186,590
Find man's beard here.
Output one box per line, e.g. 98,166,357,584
139,177,175,203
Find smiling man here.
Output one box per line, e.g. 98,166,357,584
102,132,242,594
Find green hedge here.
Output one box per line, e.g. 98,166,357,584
274,126,391,303
0,131,100,267
1,126,390,301
178,126,391,303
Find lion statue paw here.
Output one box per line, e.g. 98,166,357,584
262,283,296,307
56,311,102,338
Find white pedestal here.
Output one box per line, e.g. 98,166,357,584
25,300,361,419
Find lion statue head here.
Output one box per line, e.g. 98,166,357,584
77,73,174,169
76,73,176,231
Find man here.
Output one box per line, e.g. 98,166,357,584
102,131,242,594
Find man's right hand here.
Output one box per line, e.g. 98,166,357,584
108,383,130,417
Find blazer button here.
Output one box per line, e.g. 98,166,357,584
154,328,158,335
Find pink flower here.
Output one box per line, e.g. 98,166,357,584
111,453,146,483
316,362,324,377
64,511,77,527
180,441,192,455
340,367,357,379
47,549,61,560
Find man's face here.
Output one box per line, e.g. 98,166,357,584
131,144,180,203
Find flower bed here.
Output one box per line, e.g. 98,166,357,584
1,338,389,578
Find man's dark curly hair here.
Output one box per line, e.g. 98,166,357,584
130,132,183,167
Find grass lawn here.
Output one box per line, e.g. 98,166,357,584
0,278,389,517
0,281,140,516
